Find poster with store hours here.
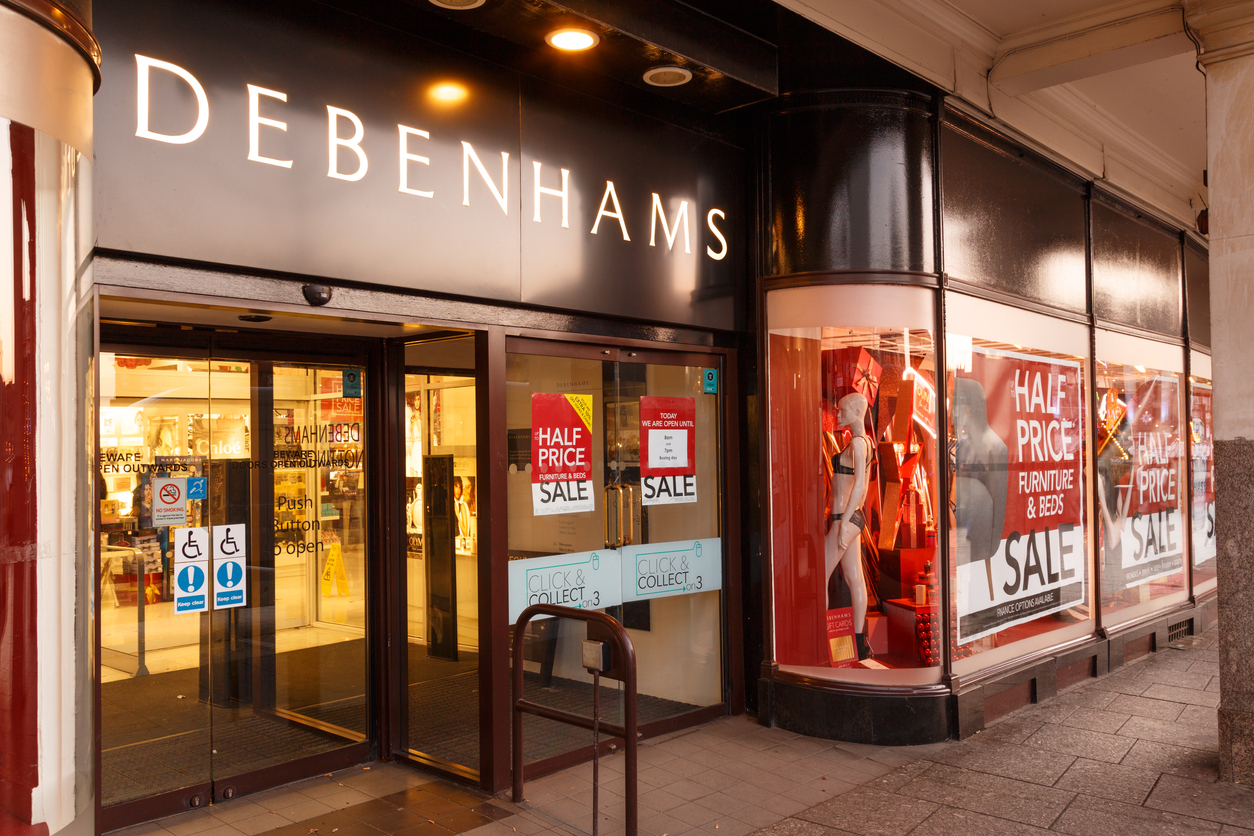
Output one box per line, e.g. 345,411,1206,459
531,393,595,515
640,396,697,505
953,346,1086,643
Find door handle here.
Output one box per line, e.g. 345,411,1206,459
622,485,635,546
614,485,626,548
603,484,615,549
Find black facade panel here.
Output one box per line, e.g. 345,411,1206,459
1091,198,1183,337
1186,241,1211,348
940,123,1087,312
766,91,935,278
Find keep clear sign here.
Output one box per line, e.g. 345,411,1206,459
531,393,595,515
640,396,697,506
173,526,210,613
621,538,722,603
213,523,247,609
507,550,622,623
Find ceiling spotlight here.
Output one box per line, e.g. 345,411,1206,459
429,0,486,9
546,28,599,51
643,66,692,87
239,314,273,323
429,82,468,103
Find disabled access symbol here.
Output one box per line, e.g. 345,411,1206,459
219,530,239,555
178,564,205,594
217,560,243,590
182,536,203,560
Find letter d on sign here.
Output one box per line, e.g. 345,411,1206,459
136,55,209,144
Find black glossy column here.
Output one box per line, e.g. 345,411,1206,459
764,90,936,282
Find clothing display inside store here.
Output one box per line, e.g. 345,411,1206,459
771,318,941,676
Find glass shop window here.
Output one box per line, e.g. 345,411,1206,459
945,295,1094,675
767,285,941,684
1189,351,1216,597
1096,331,1189,624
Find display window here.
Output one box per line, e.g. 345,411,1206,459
768,285,941,683
1189,351,1216,595
1095,331,1189,624
945,295,1094,675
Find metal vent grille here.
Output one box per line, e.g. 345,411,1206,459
1168,620,1193,643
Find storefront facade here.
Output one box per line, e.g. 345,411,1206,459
758,103,1217,744
0,0,1219,833
87,0,754,827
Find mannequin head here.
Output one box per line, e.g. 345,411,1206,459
953,377,991,436
837,392,868,432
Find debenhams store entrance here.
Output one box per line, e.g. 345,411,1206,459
92,0,744,828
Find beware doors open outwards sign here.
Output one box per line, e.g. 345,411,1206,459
531,393,595,515
640,396,696,506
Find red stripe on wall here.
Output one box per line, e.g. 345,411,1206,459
0,121,40,825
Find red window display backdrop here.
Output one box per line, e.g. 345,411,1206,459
769,328,940,673
1097,362,1188,617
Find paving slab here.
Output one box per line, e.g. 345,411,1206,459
1105,694,1187,722
1144,773,1254,828
927,738,1076,786
895,762,1073,827
798,787,937,836
1052,757,1161,805
1022,723,1136,764
1118,716,1219,751
909,806,1054,836
1051,792,1223,836
1120,739,1222,783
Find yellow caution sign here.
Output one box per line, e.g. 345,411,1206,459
319,533,349,597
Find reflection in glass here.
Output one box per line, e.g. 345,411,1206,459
1098,361,1188,618
403,366,480,773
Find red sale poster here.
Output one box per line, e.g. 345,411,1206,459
639,396,697,506
1112,377,1186,587
531,393,595,516
953,347,1087,643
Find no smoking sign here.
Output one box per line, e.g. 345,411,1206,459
153,477,188,526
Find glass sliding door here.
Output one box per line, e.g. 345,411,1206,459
400,335,481,775
99,349,370,815
505,341,725,769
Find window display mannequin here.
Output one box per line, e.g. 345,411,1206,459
825,392,873,660
952,377,1008,602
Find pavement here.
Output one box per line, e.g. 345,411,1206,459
114,619,1252,836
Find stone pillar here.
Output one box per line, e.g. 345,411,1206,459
0,2,96,833
1186,0,1254,785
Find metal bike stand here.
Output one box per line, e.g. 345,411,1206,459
512,604,638,836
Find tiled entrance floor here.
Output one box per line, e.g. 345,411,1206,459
111,718,946,836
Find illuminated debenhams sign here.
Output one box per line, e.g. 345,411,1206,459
133,55,729,261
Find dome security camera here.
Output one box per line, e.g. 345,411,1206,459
302,284,333,306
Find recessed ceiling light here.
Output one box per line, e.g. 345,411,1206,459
429,0,486,9
429,82,468,103
546,28,599,51
643,66,692,87
239,314,272,323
